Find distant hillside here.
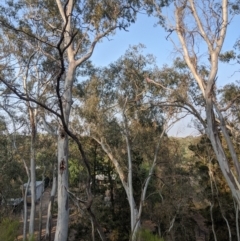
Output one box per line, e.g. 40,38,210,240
169,135,201,159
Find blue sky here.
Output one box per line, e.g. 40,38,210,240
90,12,240,137
91,14,174,67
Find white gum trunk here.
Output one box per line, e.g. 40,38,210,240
124,117,140,240
54,133,69,241
206,100,240,206
29,150,36,236
46,175,57,240
29,109,37,237
54,63,75,241
23,63,38,238
38,190,43,241
124,186,139,241
126,136,134,232
23,178,30,241
131,208,140,241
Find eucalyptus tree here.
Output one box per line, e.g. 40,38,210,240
0,31,55,238
150,0,240,206
0,102,31,239
0,1,158,240
148,56,240,237
22,53,43,238
77,45,176,240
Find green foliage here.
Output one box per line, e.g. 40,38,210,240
0,135,25,203
219,83,240,104
0,218,20,241
219,50,236,63
69,158,84,186
137,229,164,241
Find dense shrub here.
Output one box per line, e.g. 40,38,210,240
0,218,20,241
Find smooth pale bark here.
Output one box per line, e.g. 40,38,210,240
91,218,95,241
234,201,240,241
23,180,30,241
23,55,38,238
29,119,37,236
125,122,135,232
45,175,57,241
38,190,43,241
54,130,69,241
206,99,240,204
38,167,46,241
208,160,218,241
22,160,30,241
53,3,75,237
54,2,84,239
124,116,141,240
25,111,37,238
22,100,38,239
54,63,75,241
174,0,240,207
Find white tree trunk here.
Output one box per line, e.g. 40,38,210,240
206,100,240,205
38,167,46,241
234,201,240,241
54,63,75,241
23,56,38,238
29,144,36,236
130,207,140,241
46,175,57,241
38,190,43,241
23,179,30,241
28,109,37,237
125,134,135,232
91,217,95,241
54,133,69,241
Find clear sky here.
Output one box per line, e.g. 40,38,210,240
91,13,174,67
90,11,240,137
